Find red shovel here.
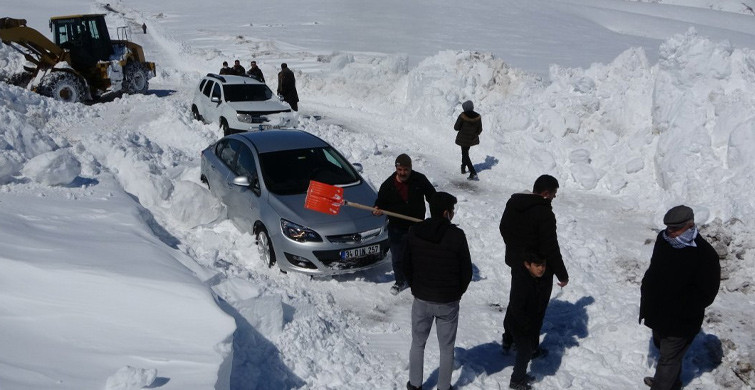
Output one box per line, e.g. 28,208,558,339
305,180,422,222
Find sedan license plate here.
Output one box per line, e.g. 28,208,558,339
340,244,380,260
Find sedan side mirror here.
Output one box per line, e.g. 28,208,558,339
351,162,363,173
232,175,261,196
232,176,250,187
211,96,221,103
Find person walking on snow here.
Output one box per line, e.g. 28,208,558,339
454,100,482,181
499,174,568,358
404,192,472,390
506,252,549,390
639,205,720,390
373,154,436,296
277,63,299,111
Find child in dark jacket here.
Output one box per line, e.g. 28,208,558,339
505,253,549,390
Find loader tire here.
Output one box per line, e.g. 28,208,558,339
124,62,150,94
38,72,86,103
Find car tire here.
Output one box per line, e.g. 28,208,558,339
256,226,276,268
221,119,230,137
192,106,204,122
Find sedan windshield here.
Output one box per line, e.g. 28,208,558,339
223,84,273,102
259,147,360,195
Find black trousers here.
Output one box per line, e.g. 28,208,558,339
503,266,552,349
460,146,476,175
650,330,694,390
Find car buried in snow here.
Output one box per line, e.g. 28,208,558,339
200,130,389,276
191,73,297,136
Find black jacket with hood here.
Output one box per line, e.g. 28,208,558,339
403,217,473,303
454,111,482,147
499,192,568,283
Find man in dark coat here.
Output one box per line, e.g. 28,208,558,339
499,174,569,357
246,60,265,82
231,60,246,76
219,61,232,75
639,205,720,390
277,63,299,111
453,100,482,180
403,192,472,390
373,153,436,295
506,252,549,390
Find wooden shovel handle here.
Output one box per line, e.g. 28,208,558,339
344,201,423,222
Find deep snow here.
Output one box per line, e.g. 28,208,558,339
1,0,754,389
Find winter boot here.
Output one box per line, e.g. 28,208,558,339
643,377,653,387
406,381,422,390
467,173,479,181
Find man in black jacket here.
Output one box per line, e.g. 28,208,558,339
499,174,569,357
373,154,436,295
403,192,472,390
639,205,720,390
277,63,299,111
246,60,265,83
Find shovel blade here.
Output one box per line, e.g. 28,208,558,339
307,180,344,201
305,181,344,215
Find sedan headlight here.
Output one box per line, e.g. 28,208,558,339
281,219,323,242
237,113,267,124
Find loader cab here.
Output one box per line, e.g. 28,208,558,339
50,14,114,70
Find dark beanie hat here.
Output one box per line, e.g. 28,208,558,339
429,192,457,217
462,100,474,112
395,153,412,167
663,205,694,229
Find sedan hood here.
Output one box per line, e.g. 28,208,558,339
267,182,383,234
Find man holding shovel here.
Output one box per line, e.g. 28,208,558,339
373,154,436,295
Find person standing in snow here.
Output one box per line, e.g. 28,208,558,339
453,100,482,181
246,60,265,83
141,23,147,34
277,63,299,111
219,61,232,75
403,192,472,390
231,60,246,76
499,174,568,358
373,154,436,295
506,252,549,390
639,205,720,390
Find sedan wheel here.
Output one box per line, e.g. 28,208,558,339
256,227,276,268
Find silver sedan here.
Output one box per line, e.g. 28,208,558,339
200,130,389,275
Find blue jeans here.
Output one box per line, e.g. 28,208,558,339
388,224,409,285
409,298,460,390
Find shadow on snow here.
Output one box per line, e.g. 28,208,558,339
445,295,594,389
644,330,723,386
217,298,306,390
